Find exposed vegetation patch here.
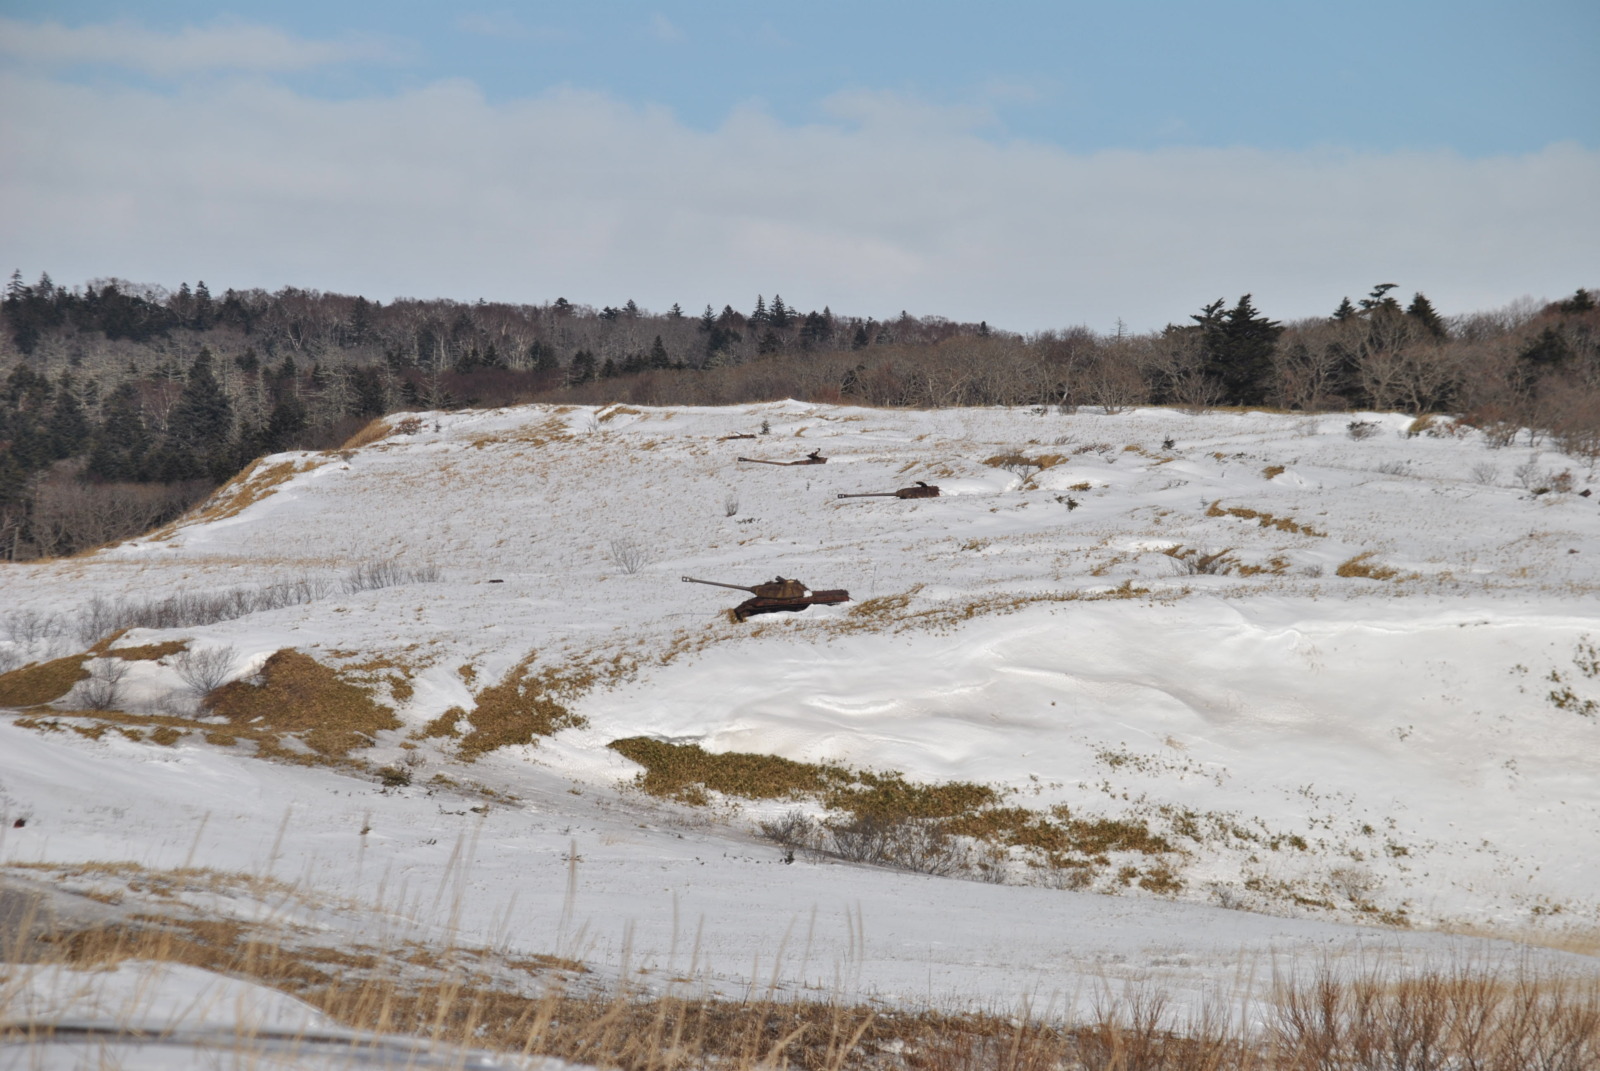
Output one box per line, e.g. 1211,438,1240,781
205,649,399,759
1206,500,1326,537
1336,551,1400,581
339,417,394,450
606,738,852,806
0,635,189,708
451,652,599,760
0,653,93,707
609,738,1181,889
153,457,322,537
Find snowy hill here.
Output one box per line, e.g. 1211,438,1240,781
3,400,1598,1040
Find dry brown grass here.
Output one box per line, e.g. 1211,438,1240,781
9,870,1592,1071
205,648,400,760
149,456,324,539
0,653,93,707
1336,552,1400,581
340,417,395,450
0,636,189,708
1206,500,1326,538
442,652,597,760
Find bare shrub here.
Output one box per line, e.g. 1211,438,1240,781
1514,457,1543,489
76,658,130,711
608,538,648,575
827,814,969,876
759,809,821,851
173,646,239,695
3,609,72,646
1164,546,1236,576
723,492,739,517
1347,420,1379,440
72,578,340,646
1376,460,1411,476
1471,462,1500,485
343,560,440,594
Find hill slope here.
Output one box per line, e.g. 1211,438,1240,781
3,401,1598,1022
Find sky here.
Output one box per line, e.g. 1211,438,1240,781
0,1,1596,332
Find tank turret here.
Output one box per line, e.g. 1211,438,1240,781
681,575,850,621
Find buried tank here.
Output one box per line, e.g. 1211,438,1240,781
680,575,851,622
837,481,941,500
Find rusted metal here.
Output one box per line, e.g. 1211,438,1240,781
837,481,941,500
682,575,850,621
737,449,827,465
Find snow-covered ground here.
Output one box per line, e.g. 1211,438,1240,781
3,401,1598,1041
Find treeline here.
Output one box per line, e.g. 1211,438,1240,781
2,271,1596,560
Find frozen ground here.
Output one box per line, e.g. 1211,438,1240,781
2,401,1598,1041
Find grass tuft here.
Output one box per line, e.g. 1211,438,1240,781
205,649,400,760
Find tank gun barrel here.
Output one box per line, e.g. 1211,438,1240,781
836,492,899,498
681,576,758,594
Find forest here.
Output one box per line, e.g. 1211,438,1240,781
1,270,1596,560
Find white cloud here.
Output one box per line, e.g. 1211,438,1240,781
0,17,395,76
0,67,1594,332
649,14,685,44
455,13,571,43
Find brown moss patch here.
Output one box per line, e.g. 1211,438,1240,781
340,418,394,450
1206,500,1326,537
0,654,92,707
105,639,189,661
151,457,323,539
607,738,849,804
454,653,593,760
205,649,399,759
1336,551,1400,580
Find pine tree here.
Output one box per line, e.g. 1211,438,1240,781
649,335,671,370
45,376,90,460
1193,294,1282,406
1332,297,1357,321
770,295,791,329
1406,293,1447,339
750,295,768,326
698,305,715,333
86,382,150,481
170,349,233,456
1557,289,1596,314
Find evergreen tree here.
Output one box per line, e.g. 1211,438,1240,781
770,295,791,329
1358,283,1402,316
569,350,597,384
1557,289,1596,314
649,335,671,370
170,349,233,457
1193,294,1282,406
750,295,768,326
262,395,308,452
528,340,558,373
193,281,214,329
1406,293,1447,339
668,303,684,319
45,376,90,460
698,305,715,333
86,382,150,481
1332,297,1357,321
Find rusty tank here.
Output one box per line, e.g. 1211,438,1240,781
837,481,941,500
681,575,851,621
736,449,827,466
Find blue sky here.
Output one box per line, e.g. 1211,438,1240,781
1,2,1595,329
